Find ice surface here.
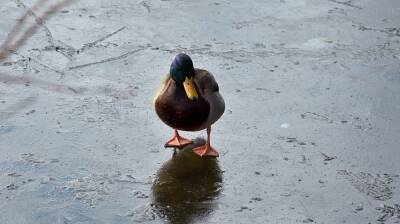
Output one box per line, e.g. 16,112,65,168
1,0,400,223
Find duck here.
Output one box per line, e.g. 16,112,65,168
153,53,225,157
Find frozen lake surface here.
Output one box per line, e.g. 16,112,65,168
1,0,400,223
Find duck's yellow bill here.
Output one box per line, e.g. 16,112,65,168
183,77,198,100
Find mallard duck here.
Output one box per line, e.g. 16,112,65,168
153,53,225,157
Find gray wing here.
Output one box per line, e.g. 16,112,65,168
194,69,225,129
195,69,219,93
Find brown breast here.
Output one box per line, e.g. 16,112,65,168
155,80,210,131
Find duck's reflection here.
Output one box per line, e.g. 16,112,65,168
151,138,223,224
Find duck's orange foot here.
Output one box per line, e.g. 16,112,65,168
192,144,219,157
164,133,192,149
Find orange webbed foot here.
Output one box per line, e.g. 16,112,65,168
165,130,192,149
193,144,219,157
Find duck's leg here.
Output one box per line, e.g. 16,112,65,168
193,126,219,157
165,129,192,148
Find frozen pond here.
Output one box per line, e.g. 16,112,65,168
1,0,400,223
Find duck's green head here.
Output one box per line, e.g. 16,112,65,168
170,53,198,100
